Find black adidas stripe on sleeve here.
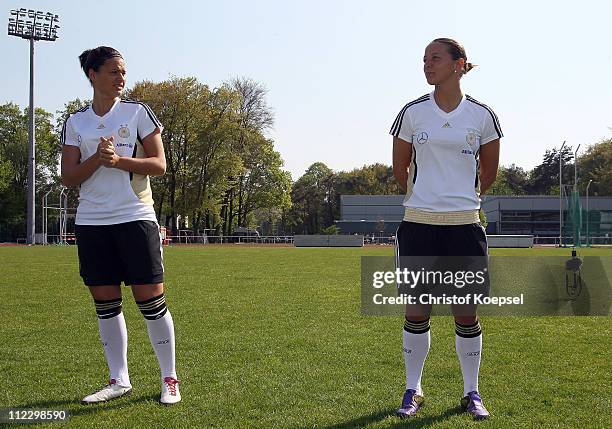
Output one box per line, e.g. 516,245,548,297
466,95,503,138
389,94,429,137
61,105,89,145
122,100,162,128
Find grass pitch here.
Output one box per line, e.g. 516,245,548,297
0,246,610,428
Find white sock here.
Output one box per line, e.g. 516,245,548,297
145,310,177,380
402,319,431,396
455,321,482,396
98,313,130,387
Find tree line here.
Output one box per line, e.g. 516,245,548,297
52,77,291,238
281,139,612,235
0,75,611,240
488,143,612,197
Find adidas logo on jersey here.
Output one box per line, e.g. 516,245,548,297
97,124,105,129
442,122,451,128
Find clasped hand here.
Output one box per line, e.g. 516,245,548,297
98,136,120,168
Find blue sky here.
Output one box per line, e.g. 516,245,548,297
2,0,611,180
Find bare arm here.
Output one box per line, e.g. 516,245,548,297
393,136,413,193
102,129,166,176
61,143,105,187
478,139,500,195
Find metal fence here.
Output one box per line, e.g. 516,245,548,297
364,236,396,245
165,235,295,245
532,236,612,246
17,234,612,247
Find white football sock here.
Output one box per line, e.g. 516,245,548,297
455,321,482,396
402,319,431,396
145,310,177,380
98,313,130,387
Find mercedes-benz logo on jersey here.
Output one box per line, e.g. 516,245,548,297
416,132,429,145
118,125,130,139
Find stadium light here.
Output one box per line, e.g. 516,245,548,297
558,141,566,247
7,8,60,244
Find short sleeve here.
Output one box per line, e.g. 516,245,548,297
389,105,413,143
481,107,503,145
137,103,163,140
61,116,80,147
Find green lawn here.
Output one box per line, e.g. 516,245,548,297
0,246,610,428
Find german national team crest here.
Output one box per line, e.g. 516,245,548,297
118,125,130,139
465,130,479,149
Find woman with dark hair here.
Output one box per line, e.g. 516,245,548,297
390,38,502,420
61,46,180,405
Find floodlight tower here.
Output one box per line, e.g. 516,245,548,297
7,8,60,244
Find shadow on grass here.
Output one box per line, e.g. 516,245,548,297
301,405,464,429
8,393,161,423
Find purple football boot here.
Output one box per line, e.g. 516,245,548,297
461,391,490,420
396,389,424,418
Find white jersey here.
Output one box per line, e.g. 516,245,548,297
390,92,503,212
61,99,163,225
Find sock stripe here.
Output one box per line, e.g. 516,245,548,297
137,294,166,305
404,318,431,334
137,294,168,320
95,302,121,310
137,296,165,310
455,321,482,338
94,298,122,319
404,320,429,330
141,307,168,319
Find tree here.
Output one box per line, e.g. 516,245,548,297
487,167,513,195
286,163,404,234
321,225,340,235
223,77,280,234
528,146,573,195
126,78,243,233
0,103,59,241
289,162,335,234
227,77,274,132
336,163,402,196
234,136,292,228
487,164,528,195
183,85,243,233
578,138,612,195
504,164,529,195
125,76,290,237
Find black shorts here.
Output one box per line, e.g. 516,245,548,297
396,221,488,257
75,220,164,286
395,222,489,316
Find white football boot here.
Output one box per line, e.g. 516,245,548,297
160,377,181,405
81,379,132,404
